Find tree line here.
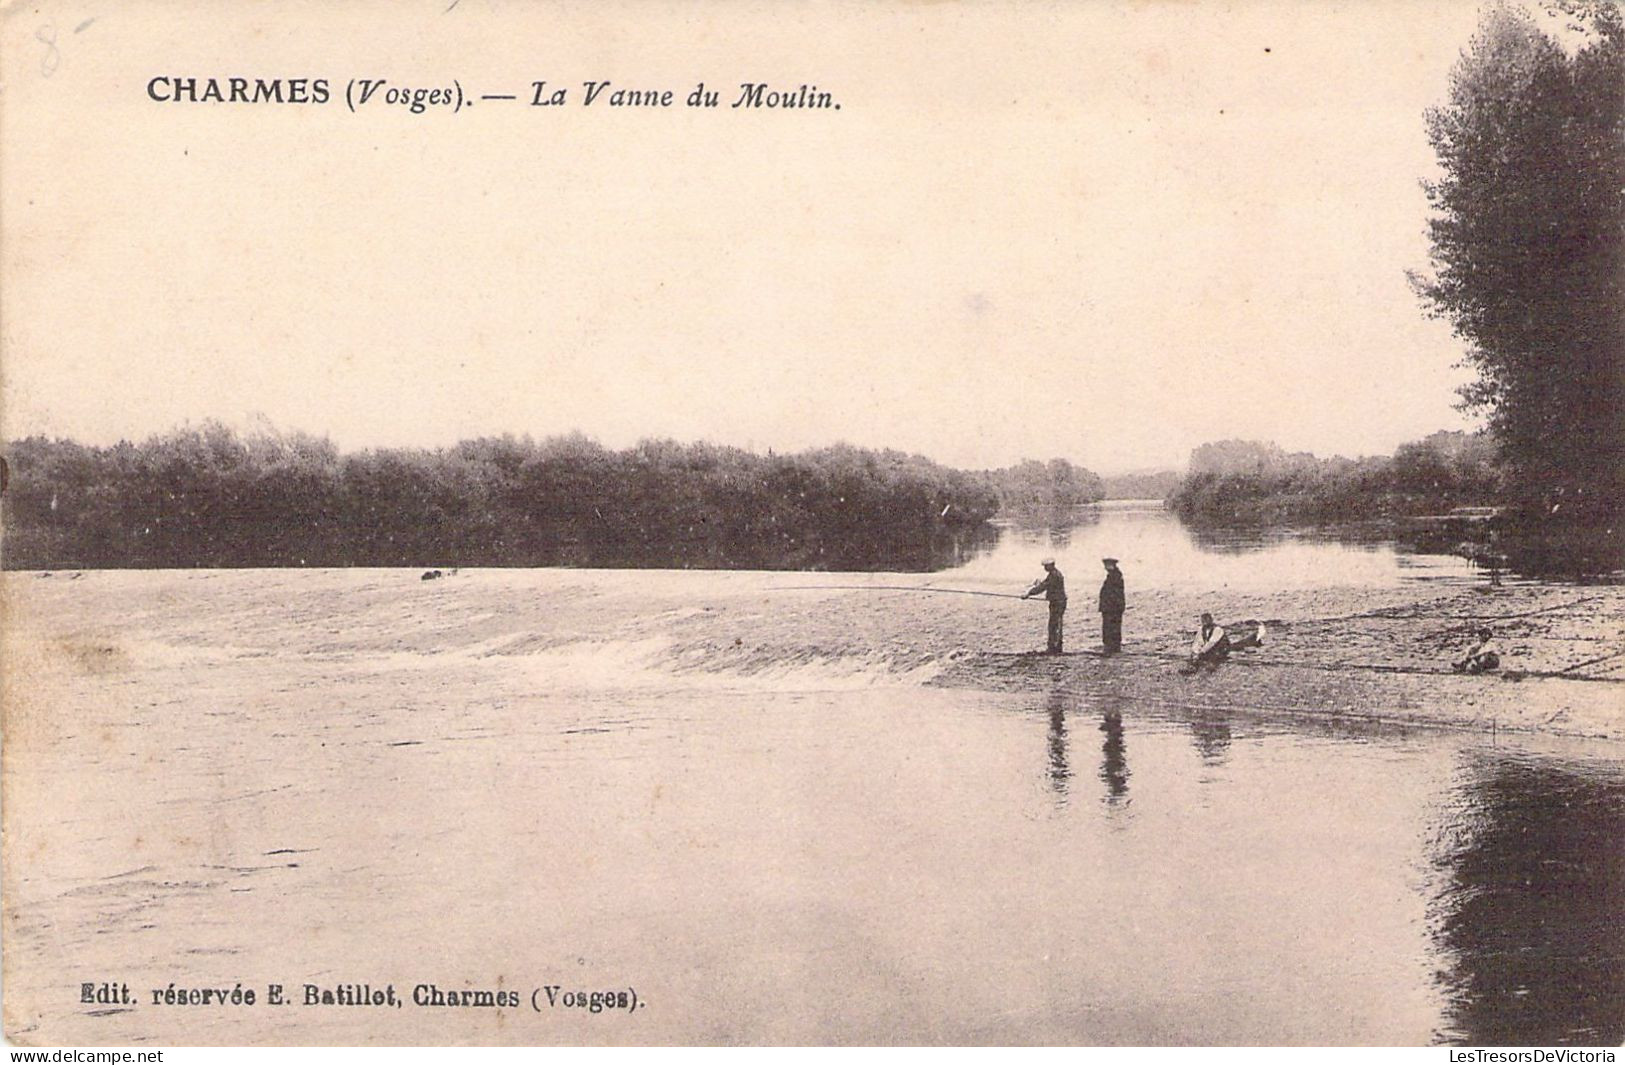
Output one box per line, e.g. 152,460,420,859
1167,430,1620,574
0,426,1024,571
979,458,1105,511
1167,432,1504,526
0,427,1118,572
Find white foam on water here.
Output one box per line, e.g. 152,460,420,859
380,633,951,693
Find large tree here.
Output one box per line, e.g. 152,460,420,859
1413,1,1624,519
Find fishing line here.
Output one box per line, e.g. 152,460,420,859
772,584,1033,600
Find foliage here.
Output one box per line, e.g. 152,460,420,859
981,458,1105,510
1167,432,1506,525
1411,1,1625,519
1,425,1000,571
1102,470,1182,500
1187,440,1321,480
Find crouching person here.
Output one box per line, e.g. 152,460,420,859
1453,628,1502,674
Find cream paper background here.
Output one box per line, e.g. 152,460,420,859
0,0,1540,1048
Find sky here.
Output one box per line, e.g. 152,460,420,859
1,0,1494,473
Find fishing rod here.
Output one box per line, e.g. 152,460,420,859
774,584,1033,601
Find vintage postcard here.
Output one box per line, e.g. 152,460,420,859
2,0,1621,1048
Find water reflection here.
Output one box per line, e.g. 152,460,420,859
1099,703,1130,805
1046,690,1071,801
918,522,1003,571
1187,710,1232,767
1181,523,1302,554
552,516,1004,571
995,503,1102,554
953,501,1472,590
1430,752,1625,1045
1041,690,1131,808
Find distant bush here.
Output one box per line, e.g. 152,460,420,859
1168,431,1506,525
0,426,1000,571
1168,432,1624,576
1103,470,1182,500
981,458,1105,510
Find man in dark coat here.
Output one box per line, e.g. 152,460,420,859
1021,558,1067,654
1099,558,1125,654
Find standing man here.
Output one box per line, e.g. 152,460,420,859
1022,557,1067,654
1099,557,1125,655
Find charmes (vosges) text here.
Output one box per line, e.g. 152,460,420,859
143,77,840,112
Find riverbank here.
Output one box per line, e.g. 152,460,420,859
5,568,1621,742
699,574,1625,740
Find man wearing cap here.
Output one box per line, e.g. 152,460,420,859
1022,558,1067,654
1099,558,1125,654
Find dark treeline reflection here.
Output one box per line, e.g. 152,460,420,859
1431,753,1625,1045
2,426,1006,571
996,501,1103,551
1178,508,1624,580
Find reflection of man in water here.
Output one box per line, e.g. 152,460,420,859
1188,710,1232,766
1022,558,1067,654
1099,708,1129,803
1099,558,1125,654
1046,690,1070,798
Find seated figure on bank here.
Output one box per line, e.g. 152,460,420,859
1453,628,1502,674
1190,613,1231,669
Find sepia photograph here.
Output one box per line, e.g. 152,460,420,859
1,0,1621,1048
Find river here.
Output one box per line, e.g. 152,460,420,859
949,499,1477,590
3,504,1619,1045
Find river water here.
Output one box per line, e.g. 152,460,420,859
950,499,1476,590
5,505,1621,1045
314,683,1617,1045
